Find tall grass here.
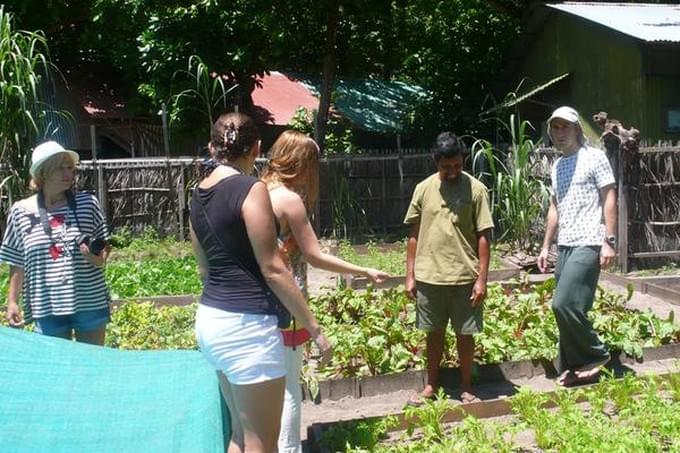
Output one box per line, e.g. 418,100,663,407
170,55,238,132
472,114,550,251
0,7,56,223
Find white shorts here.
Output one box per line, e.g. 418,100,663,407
195,304,286,385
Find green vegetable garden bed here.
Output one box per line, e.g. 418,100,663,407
308,280,679,381
336,240,520,289
311,371,680,452
1,248,679,401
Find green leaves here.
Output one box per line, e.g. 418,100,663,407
337,239,406,276
105,256,202,299
325,372,680,451
310,287,425,378
106,301,197,350
170,54,238,133
472,114,550,251
310,280,680,379
0,7,53,215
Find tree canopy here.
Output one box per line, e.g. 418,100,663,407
1,0,570,143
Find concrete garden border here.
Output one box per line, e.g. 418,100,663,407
600,271,680,305
302,343,680,403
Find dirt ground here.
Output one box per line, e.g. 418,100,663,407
300,267,680,449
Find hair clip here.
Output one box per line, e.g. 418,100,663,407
224,123,238,145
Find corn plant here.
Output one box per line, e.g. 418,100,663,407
329,171,369,239
170,54,238,133
0,7,54,224
472,114,550,252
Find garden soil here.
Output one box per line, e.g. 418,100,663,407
301,268,680,450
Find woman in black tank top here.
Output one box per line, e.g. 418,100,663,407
190,113,331,452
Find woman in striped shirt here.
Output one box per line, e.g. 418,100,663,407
1,141,111,344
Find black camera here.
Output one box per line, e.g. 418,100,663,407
76,235,107,256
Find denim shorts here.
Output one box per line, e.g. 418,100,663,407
195,304,286,385
34,306,111,336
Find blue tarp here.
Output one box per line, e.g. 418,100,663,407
0,327,228,452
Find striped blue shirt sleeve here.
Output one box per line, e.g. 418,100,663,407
0,206,25,268
89,195,109,241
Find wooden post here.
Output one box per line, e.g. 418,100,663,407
90,125,105,218
90,125,97,162
167,160,174,238
161,102,170,159
97,165,108,222
397,134,404,228
617,151,628,273
177,163,186,241
130,119,136,158
313,160,321,235
381,156,387,234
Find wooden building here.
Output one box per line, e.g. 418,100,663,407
506,2,680,141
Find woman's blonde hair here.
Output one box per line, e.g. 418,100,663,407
262,130,320,209
30,153,76,191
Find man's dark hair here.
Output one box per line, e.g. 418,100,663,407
432,132,466,161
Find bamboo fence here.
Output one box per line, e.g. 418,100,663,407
1,144,679,271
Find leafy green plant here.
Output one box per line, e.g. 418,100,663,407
308,279,679,379
0,265,8,314
590,285,679,358
319,416,398,452
169,54,238,134
0,7,60,220
108,228,193,262
289,106,357,155
328,174,370,240
472,114,550,252
337,239,406,276
403,388,452,442
105,256,201,299
311,286,424,378
321,371,680,451
106,301,197,350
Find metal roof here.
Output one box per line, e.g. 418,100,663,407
252,71,429,133
548,2,680,42
296,76,430,134
251,71,319,125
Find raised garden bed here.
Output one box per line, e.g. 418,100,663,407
309,370,680,452
307,280,679,384
304,342,680,402
601,271,680,305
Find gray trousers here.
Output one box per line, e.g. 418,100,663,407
552,246,609,373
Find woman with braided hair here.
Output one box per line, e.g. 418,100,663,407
190,113,332,453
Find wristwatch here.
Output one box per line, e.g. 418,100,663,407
605,234,617,247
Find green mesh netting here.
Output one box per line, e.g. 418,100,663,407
0,326,228,452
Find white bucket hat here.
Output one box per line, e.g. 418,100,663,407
547,106,586,145
30,141,80,177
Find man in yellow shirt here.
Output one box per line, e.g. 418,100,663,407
404,132,494,405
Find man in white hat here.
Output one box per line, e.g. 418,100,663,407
538,106,617,385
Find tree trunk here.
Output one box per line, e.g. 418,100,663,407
315,0,340,153
236,74,257,116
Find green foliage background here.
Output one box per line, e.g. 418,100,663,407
2,0,520,142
